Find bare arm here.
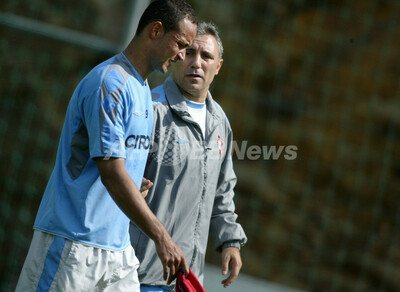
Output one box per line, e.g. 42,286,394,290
96,157,188,284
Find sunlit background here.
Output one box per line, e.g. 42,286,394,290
1,0,399,291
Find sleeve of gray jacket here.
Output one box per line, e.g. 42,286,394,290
210,123,248,252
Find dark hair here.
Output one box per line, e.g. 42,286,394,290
196,21,224,59
136,0,197,36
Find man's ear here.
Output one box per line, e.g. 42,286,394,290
148,21,165,39
215,59,224,75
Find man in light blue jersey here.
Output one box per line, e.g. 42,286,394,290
130,22,247,291
16,1,196,291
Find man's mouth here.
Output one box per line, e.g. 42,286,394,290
187,73,202,79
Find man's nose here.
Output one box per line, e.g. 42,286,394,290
190,54,201,68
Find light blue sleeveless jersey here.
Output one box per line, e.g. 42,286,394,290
34,53,153,251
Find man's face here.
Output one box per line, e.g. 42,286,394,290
152,18,197,74
172,34,223,99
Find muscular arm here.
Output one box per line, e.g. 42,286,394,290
96,157,187,284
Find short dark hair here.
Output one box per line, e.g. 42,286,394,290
196,21,224,59
136,0,197,36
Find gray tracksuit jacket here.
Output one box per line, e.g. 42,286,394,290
129,76,247,290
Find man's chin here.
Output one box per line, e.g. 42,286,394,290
186,80,202,89
153,63,170,74
161,64,171,74
154,67,168,74
184,87,201,96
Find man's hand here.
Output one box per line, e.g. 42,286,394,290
155,234,189,285
140,178,153,198
221,247,242,287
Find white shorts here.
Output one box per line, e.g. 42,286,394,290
16,230,140,292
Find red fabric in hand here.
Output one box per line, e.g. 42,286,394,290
175,269,205,292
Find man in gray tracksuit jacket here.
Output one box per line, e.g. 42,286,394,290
130,22,247,291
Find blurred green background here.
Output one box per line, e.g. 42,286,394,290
1,0,399,291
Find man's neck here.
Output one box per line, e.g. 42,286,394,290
123,38,151,80
182,91,207,104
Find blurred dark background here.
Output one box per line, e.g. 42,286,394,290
1,0,399,291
